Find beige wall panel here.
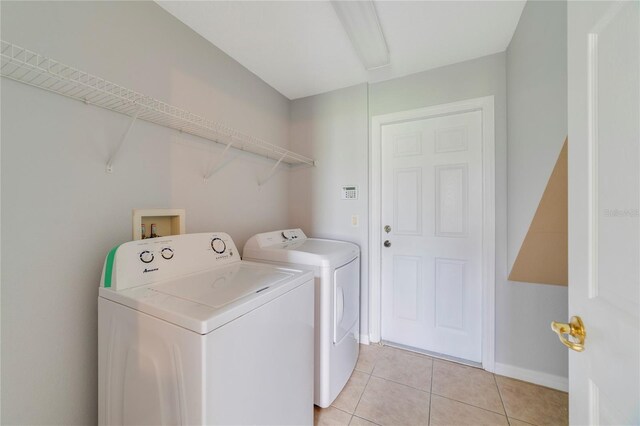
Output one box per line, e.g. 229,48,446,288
509,138,568,286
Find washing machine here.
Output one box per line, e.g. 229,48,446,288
98,232,315,425
243,229,360,408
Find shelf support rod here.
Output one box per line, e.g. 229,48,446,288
106,106,140,173
203,140,234,182
258,152,288,186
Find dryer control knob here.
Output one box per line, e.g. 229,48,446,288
211,238,226,254
140,250,154,263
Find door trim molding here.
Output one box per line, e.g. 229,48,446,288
368,96,496,372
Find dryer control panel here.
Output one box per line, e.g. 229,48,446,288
250,228,307,248
102,232,239,291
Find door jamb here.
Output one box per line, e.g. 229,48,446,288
368,96,496,372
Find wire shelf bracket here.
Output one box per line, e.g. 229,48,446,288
106,106,140,173
258,152,287,186
203,140,234,182
0,40,316,177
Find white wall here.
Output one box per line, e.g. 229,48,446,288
505,0,568,379
1,2,291,424
289,83,370,336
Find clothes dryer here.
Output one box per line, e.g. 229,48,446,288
244,229,360,408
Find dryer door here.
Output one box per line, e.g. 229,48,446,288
333,256,360,343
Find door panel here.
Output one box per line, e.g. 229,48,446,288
394,168,422,235
435,258,466,331
568,1,639,424
435,125,468,153
435,164,468,237
392,255,421,321
381,110,483,362
394,132,423,157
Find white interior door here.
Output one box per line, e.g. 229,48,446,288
380,110,483,363
567,1,639,424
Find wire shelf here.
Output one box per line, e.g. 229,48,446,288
0,40,315,167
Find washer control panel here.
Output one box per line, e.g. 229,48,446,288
139,250,154,263
139,247,171,264
160,247,174,260
211,237,226,254
103,232,239,291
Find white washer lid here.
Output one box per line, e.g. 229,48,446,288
99,261,313,334
244,238,359,268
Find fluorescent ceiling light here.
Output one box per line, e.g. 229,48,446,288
331,1,390,70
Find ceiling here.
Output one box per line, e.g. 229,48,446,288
158,1,525,100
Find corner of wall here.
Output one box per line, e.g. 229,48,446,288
502,0,569,380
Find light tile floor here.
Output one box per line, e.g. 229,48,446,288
314,344,568,426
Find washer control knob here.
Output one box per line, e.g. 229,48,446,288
140,250,154,263
211,237,226,254
161,247,174,260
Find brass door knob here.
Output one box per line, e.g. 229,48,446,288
384,240,391,248
551,316,586,352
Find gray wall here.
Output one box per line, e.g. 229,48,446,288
289,83,370,335
290,52,509,361
291,43,569,380
505,0,568,378
1,1,571,423
1,2,291,424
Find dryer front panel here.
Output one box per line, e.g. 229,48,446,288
333,256,360,344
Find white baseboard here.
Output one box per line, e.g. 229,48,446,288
359,334,370,345
494,362,568,392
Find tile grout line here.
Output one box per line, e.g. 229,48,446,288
353,372,373,413
428,359,508,416
494,375,569,425
507,413,542,425
434,393,511,419
369,372,431,394
361,345,431,425
328,406,351,415
352,415,383,426
351,345,559,426
430,389,506,417
428,355,435,426
493,373,510,423
368,351,434,394
507,417,536,426
350,350,377,425
429,359,435,394
314,404,352,426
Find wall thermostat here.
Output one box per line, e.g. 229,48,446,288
341,185,359,200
